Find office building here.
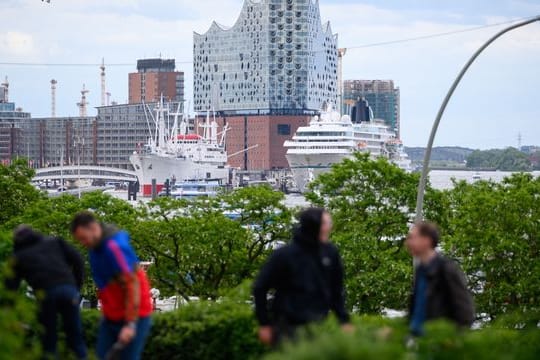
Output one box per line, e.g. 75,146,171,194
22,116,97,168
129,58,185,104
21,102,183,169
24,102,182,169
193,0,338,169
0,123,23,164
95,102,181,169
0,98,31,162
343,80,400,136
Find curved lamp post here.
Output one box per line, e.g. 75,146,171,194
415,16,540,221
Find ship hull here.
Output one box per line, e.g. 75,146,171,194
130,153,230,196
286,152,350,192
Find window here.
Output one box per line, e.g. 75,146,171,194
277,124,291,135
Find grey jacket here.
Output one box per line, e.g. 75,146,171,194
409,254,475,328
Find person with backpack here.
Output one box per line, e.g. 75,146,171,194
406,221,475,336
70,211,152,360
253,208,351,346
5,225,87,359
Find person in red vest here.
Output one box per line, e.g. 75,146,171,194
71,212,152,360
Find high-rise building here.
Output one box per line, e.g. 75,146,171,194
343,80,400,136
0,98,31,162
194,0,338,114
22,102,182,170
128,58,185,104
0,123,23,164
193,0,338,170
95,102,181,169
23,116,97,168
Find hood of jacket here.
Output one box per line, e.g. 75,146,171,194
293,208,325,249
13,226,44,252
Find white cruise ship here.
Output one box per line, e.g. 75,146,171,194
284,107,411,192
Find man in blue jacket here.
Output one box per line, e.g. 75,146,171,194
71,212,152,360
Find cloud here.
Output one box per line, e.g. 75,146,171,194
0,31,36,56
0,0,538,148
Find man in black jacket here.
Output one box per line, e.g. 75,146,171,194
253,208,351,346
406,222,475,336
5,225,87,359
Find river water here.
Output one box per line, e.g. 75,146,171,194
429,169,540,190
283,170,540,208
106,170,540,208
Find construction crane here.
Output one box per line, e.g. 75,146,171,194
77,84,89,117
50,79,57,117
100,58,106,106
337,48,347,116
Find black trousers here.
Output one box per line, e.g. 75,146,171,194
38,284,87,359
272,319,316,347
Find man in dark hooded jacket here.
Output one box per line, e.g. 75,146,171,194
253,208,351,345
5,225,87,359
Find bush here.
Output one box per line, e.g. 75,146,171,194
81,300,265,360
265,317,540,360
264,316,408,360
0,280,41,359
79,303,540,360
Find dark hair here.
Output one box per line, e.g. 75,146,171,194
414,221,440,248
13,225,43,250
70,211,98,233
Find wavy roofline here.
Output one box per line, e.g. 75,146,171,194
194,0,335,37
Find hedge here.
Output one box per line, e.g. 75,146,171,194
81,300,265,360
77,302,540,360
264,316,540,360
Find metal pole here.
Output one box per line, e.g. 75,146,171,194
414,16,540,221
60,147,64,189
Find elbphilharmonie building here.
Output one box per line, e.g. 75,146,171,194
194,0,338,115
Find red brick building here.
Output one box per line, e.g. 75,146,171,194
207,114,310,170
128,59,184,104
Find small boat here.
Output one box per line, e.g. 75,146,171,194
472,172,482,182
160,179,222,199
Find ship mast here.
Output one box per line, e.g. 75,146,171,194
210,107,218,144
170,101,182,144
156,95,167,151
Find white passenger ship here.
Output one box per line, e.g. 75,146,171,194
130,98,230,196
284,106,411,192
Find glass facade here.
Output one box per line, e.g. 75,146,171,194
0,102,31,162
343,80,400,135
193,0,338,115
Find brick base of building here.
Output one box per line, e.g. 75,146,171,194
198,114,310,171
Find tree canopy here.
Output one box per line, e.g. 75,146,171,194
443,173,540,319
306,153,442,313
466,148,531,171
0,158,539,321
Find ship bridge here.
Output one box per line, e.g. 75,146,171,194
33,165,138,183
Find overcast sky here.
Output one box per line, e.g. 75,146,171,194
1,0,539,148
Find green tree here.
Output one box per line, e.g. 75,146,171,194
466,148,531,171
221,185,293,277
132,186,292,301
1,191,139,305
132,197,250,300
306,153,442,313
0,159,42,224
443,173,540,320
